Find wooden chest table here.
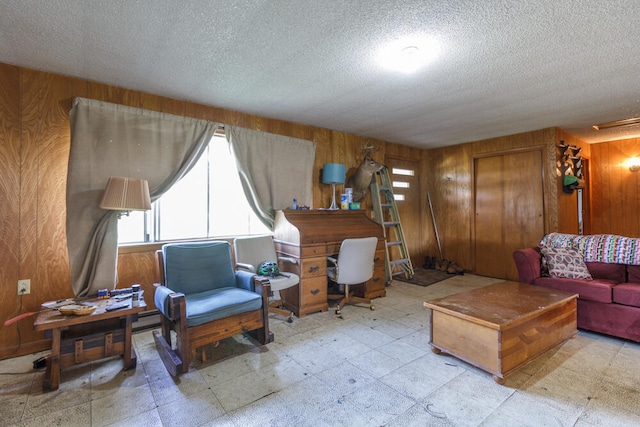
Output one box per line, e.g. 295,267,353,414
423,281,577,384
34,298,146,391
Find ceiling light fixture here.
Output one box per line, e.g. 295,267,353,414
401,46,419,55
591,117,640,131
377,36,439,74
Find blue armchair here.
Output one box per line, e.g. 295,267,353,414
153,241,273,375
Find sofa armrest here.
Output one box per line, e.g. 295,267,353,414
513,247,542,284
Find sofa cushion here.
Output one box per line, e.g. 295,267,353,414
540,246,593,280
532,277,616,303
585,262,626,283
613,283,640,308
628,265,640,283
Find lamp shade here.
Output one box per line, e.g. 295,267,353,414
99,177,151,211
322,163,346,184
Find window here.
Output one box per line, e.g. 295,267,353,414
391,167,414,202
117,135,270,244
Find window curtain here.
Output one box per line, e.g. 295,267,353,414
67,97,219,297
226,126,316,229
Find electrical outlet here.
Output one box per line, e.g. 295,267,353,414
18,279,30,295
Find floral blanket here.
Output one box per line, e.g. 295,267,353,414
539,233,640,265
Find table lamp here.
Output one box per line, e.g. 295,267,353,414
322,163,346,210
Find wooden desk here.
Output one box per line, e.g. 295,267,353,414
423,281,577,384
34,298,146,391
273,209,386,317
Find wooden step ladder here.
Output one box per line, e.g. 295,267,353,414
370,167,414,283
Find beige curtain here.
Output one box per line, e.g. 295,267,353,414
67,97,218,296
226,126,316,229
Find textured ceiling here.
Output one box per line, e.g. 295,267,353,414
2,0,640,148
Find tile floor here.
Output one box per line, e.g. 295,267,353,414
1,274,640,426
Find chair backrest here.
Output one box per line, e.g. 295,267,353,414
335,237,378,285
162,241,237,295
234,235,278,270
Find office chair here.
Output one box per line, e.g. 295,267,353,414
234,235,299,323
153,241,272,375
327,236,378,314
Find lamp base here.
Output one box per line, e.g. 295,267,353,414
327,183,340,210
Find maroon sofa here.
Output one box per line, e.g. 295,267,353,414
513,247,640,342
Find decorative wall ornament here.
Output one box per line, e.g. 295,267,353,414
557,140,584,194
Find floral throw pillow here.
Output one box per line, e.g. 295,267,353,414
540,246,593,280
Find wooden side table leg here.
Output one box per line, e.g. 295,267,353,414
123,315,136,370
44,328,61,391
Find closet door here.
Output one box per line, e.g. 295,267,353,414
474,150,545,280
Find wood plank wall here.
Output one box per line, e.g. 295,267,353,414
423,128,559,271
590,137,640,237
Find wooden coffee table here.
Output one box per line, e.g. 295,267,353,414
423,281,577,384
34,297,146,391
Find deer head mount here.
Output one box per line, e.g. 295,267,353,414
346,143,385,202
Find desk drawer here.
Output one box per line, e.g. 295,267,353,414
301,276,327,307
299,257,327,278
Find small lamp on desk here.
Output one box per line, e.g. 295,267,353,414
322,163,346,210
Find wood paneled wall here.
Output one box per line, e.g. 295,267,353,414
423,128,559,272
590,137,640,237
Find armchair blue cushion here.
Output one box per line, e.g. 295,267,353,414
163,241,237,294
152,240,272,375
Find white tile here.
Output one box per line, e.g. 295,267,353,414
156,388,225,427
376,338,428,364
104,408,164,427
488,390,583,426
210,368,277,412
315,360,378,397
339,320,397,349
420,386,498,427
342,381,416,425
349,349,404,378
90,357,149,401
149,369,209,407
21,401,92,427
227,392,289,426
91,383,157,427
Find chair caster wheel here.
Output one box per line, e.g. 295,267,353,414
336,309,341,315
287,316,293,323
370,305,375,311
